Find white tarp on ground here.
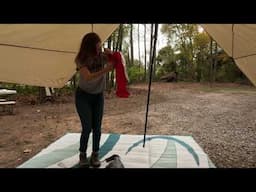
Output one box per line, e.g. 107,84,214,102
18,133,215,168
0,24,119,88
202,24,256,86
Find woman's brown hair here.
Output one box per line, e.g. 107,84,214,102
75,32,101,66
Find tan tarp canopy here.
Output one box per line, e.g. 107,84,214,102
202,24,256,86
0,24,255,87
0,24,119,88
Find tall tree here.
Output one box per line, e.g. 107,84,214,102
152,24,158,80
213,40,218,82
149,24,154,80
107,35,112,49
112,32,117,52
106,35,112,91
144,24,147,81
194,30,210,82
71,74,76,89
143,23,158,146
130,24,134,66
161,24,199,80
118,24,123,51
120,25,131,65
138,24,141,70
115,24,123,51
160,24,250,84
210,37,214,86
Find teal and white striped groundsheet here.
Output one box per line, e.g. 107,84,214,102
18,133,215,168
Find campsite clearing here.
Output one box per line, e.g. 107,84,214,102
0,82,255,168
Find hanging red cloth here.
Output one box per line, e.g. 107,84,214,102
108,51,130,98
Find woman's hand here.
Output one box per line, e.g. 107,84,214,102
103,48,113,55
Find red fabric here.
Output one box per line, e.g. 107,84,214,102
111,52,130,98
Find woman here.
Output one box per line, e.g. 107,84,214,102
75,32,114,168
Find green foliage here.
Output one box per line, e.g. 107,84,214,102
16,85,39,95
57,85,74,95
159,24,250,84
155,67,165,78
0,81,75,96
0,83,39,95
105,24,251,85
216,56,241,82
194,32,210,50
156,46,177,79
127,60,144,83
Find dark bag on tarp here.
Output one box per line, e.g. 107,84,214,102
105,154,125,168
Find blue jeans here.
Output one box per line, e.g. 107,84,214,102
75,87,104,153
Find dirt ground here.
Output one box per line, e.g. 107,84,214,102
0,82,255,168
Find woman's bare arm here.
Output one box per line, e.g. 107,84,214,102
79,62,113,81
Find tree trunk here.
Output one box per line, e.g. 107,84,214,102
110,70,115,89
71,74,76,89
112,32,117,52
210,37,213,87
213,40,218,82
111,31,118,89
130,24,134,66
188,34,195,81
149,24,158,81
152,24,158,80
115,25,122,51
118,24,123,51
107,36,112,49
106,36,112,91
138,24,141,71
196,51,202,82
127,48,131,66
144,24,147,81
149,24,154,81
38,87,46,103
110,32,118,89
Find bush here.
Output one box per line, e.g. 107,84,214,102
127,65,144,83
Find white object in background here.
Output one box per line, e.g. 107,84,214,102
0,89,17,95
